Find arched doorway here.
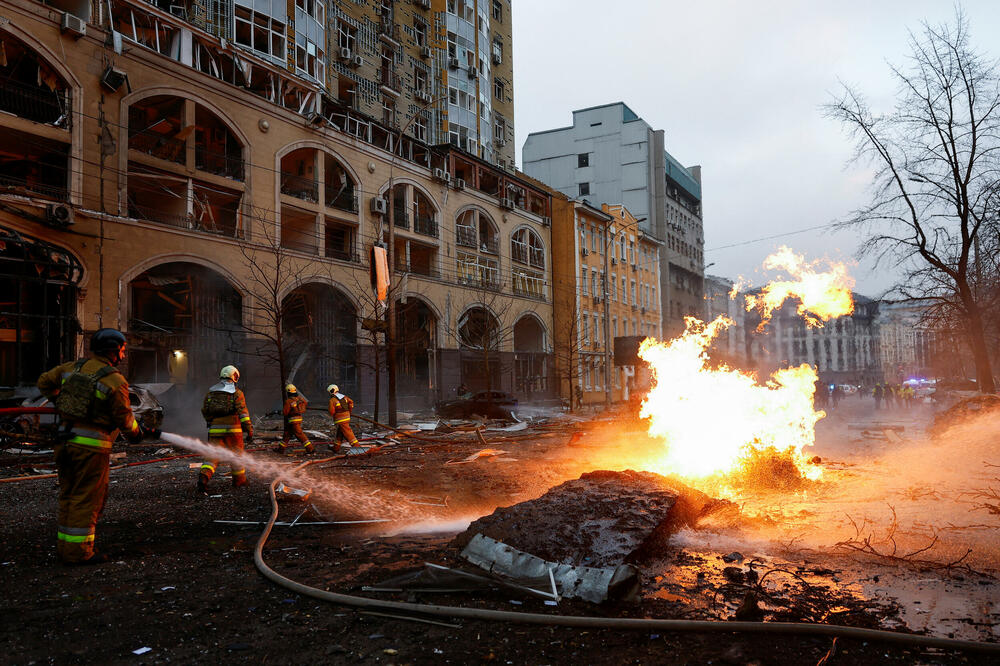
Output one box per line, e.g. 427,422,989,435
395,298,436,406
459,306,502,393
0,227,82,385
513,315,548,399
128,262,242,386
281,283,357,398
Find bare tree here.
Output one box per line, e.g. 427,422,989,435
826,11,1000,392
233,213,299,397
448,275,515,398
552,305,587,411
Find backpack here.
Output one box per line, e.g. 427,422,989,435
55,360,120,422
203,390,237,418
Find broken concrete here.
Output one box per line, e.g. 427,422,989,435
451,470,732,568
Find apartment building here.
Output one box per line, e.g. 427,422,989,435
550,195,661,406
0,0,548,413
522,102,704,338
703,274,747,367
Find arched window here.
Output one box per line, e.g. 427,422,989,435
278,146,359,259
0,30,72,201
510,227,546,299
455,208,499,289
126,95,246,238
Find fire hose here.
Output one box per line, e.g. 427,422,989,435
253,458,1000,655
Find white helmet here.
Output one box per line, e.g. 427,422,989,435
220,365,240,383
285,383,297,394
327,384,338,394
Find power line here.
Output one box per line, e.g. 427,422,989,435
706,223,839,252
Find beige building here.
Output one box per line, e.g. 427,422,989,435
0,0,548,416
550,196,662,407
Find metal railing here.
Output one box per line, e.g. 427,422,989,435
126,203,241,238
0,173,68,201
413,214,438,237
325,247,360,263
480,236,500,255
280,176,319,203
327,190,358,213
379,68,401,93
0,80,71,127
196,151,244,181
392,208,410,229
456,225,477,248
129,133,188,165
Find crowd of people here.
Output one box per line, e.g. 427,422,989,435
868,382,919,410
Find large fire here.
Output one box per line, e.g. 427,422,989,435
638,317,824,484
636,248,856,488
744,246,854,330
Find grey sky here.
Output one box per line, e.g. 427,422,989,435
512,1,1000,297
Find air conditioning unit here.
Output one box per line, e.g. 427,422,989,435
448,57,460,69
370,197,387,215
415,90,431,103
432,168,451,184
45,203,74,227
351,54,364,67
100,66,128,93
416,0,431,8
580,248,589,257
610,257,617,265
60,13,86,38
499,196,514,209
339,47,352,60
492,52,502,65
419,45,431,59
631,263,637,271
452,178,466,191
494,138,506,147
467,66,478,79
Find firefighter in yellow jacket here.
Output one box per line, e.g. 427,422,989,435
37,328,158,564
327,384,359,452
274,384,313,454
198,365,253,495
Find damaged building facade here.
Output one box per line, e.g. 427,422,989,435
0,0,552,411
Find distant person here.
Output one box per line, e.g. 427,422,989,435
832,385,844,408
873,383,883,410
274,384,312,455
814,380,828,409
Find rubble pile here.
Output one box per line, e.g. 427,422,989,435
452,470,734,567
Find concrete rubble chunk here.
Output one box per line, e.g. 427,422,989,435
451,470,732,568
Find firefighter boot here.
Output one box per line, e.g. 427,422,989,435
196,475,209,497
303,442,315,455
273,443,289,454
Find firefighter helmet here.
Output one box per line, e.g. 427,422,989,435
220,365,240,383
90,328,127,362
327,384,338,395
285,383,297,394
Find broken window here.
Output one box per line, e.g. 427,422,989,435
458,306,500,350
0,31,71,127
0,127,69,200
325,153,357,213
491,0,502,21
493,78,504,100
407,241,437,277
281,282,357,397
234,5,286,59
126,163,243,237
338,20,357,53
511,227,545,269
414,66,428,94
414,19,427,47
280,148,318,202
280,205,319,255
457,252,499,289
324,217,356,262
413,113,428,142
412,188,437,237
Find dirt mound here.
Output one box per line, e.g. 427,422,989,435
727,447,818,492
451,470,732,567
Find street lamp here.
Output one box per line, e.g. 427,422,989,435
602,215,646,408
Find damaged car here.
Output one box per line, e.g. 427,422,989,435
436,390,518,420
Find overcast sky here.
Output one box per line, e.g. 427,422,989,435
512,1,1000,297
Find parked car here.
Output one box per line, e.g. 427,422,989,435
13,385,164,442
436,390,518,420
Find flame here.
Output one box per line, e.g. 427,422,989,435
637,316,823,484
744,246,854,330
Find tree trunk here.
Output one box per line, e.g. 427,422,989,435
373,333,382,423
963,301,996,393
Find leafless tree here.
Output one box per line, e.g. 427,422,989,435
447,276,515,398
826,10,1000,392
552,305,587,411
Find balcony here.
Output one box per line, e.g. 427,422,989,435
196,152,244,181
325,247,360,263
480,237,500,255
281,176,319,203
379,17,400,43
392,208,410,229
457,225,477,249
129,132,187,165
0,80,71,128
414,214,438,237
327,190,358,213
379,68,401,96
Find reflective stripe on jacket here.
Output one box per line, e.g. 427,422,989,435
203,382,250,434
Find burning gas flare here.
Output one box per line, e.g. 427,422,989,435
638,317,824,483
744,246,854,330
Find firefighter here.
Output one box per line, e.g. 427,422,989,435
274,383,313,454
37,328,159,565
198,365,253,495
327,384,359,452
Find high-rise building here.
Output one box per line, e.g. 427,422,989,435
329,0,514,168
522,102,704,337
